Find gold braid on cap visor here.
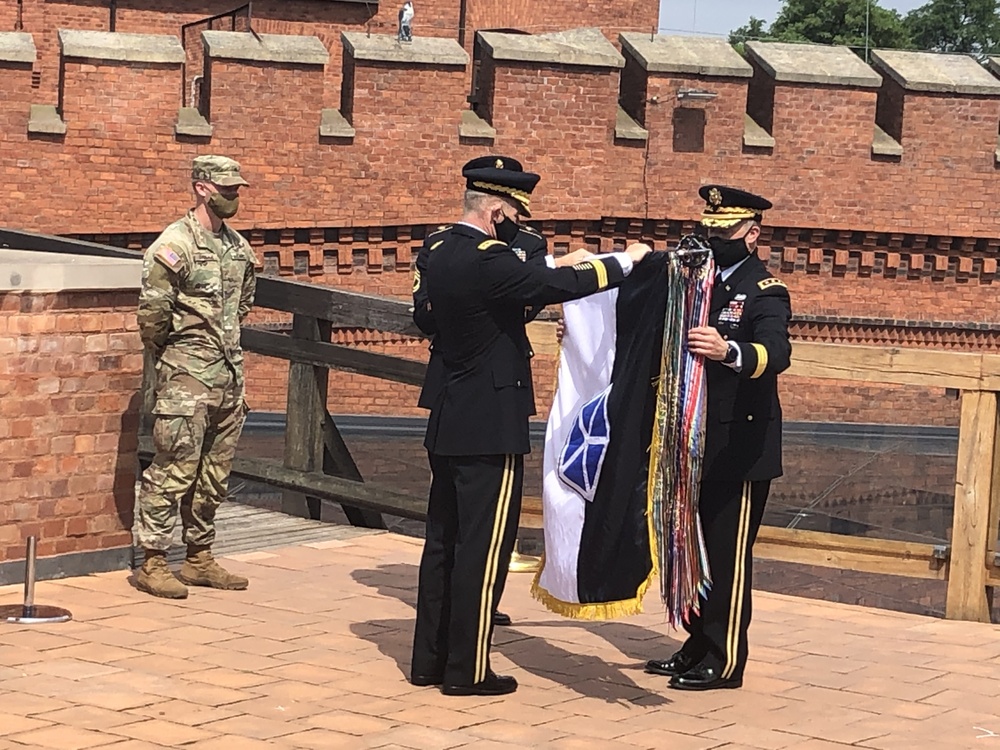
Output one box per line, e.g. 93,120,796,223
700,206,758,228
472,181,532,210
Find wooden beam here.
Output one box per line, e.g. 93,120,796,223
138,441,427,521
231,457,427,521
754,527,947,580
323,410,386,529
282,315,329,521
787,341,1000,391
946,391,996,622
254,276,424,335
987,404,1000,571
242,328,427,386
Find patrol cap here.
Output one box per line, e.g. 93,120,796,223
699,185,771,228
191,155,250,187
462,155,541,217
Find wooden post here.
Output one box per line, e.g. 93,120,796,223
986,397,1000,605
323,410,385,529
282,314,329,520
945,390,996,622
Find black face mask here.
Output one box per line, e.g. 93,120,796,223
495,216,520,245
708,235,750,269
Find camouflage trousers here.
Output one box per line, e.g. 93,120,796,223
136,362,247,551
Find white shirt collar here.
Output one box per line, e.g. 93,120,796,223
718,254,751,282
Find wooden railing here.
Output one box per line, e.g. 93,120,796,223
5,227,995,621
524,329,1000,622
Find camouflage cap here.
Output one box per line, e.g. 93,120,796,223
191,155,249,187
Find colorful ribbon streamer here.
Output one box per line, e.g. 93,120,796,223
649,253,715,627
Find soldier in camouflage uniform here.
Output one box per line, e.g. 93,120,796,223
134,155,257,599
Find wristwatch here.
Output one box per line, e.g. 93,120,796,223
722,342,739,364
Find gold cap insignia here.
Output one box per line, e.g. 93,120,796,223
708,187,723,207
495,159,504,169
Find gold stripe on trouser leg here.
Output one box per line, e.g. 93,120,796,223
722,482,752,680
474,455,514,683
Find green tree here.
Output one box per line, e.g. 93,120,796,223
729,16,770,46
729,16,772,55
905,0,1000,56
769,0,913,52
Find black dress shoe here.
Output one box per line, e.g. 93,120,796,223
410,673,443,687
493,610,512,626
645,650,698,677
442,671,518,696
669,664,742,691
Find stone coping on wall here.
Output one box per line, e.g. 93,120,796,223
872,49,1000,95
0,32,37,64
58,29,184,64
478,27,624,69
619,33,751,78
746,41,882,88
342,32,468,67
203,30,329,66
0,249,141,292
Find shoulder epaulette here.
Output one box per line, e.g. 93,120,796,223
430,240,445,251
478,239,506,251
519,225,543,238
758,277,787,291
429,224,452,237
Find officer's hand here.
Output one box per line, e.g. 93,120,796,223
555,319,565,344
556,248,595,268
626,243,653,264
688,326,729,361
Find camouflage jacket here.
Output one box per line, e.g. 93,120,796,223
138,211,257,386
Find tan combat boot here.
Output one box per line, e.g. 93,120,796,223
178,546,248,590
135,550,188,599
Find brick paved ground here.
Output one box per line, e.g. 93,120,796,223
1,532,998,749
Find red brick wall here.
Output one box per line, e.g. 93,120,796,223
20,0,462,106
465,0,658,47
18,56,186,233
0,60,33,138
6,29,1000,241
0,291,141,563
487,62,625,219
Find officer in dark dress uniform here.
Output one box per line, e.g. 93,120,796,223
413,159,551,629
646,185,792,691
410,157,651,696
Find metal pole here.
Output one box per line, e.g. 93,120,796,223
865,0,871,63
22,536,36,617
1,537,72,624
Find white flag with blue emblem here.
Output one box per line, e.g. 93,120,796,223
535,289,618,611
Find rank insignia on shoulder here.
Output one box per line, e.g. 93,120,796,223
430,224,452,235
478,239,506,251
430,240,444,251
758,277,786,290
154,246,183,271
412,269,421,293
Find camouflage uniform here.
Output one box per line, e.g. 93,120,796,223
135,156,256,597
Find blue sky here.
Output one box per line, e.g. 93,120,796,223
659,0,928,37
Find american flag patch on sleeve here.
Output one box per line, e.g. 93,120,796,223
154,246,182,271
